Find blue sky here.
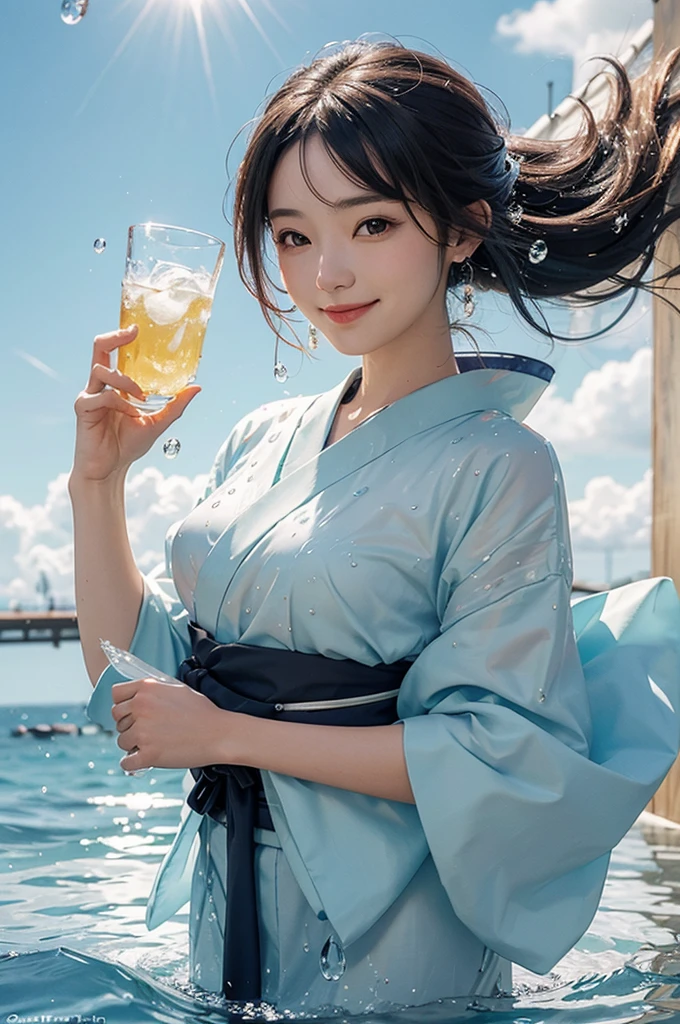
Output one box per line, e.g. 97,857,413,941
0,0,656,640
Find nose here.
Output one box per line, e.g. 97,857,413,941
315,247,355,294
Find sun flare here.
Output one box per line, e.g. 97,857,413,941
76,0,288,115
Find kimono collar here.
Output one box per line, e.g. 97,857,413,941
281,351,554,480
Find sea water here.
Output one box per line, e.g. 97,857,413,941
2,700,680,1023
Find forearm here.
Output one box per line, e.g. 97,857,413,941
68,470,144,686
226,716,415,803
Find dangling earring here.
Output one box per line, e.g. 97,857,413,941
307,322,318,351
460,258,475,318
273,336,288,383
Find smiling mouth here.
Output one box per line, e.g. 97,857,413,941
322,300,379,323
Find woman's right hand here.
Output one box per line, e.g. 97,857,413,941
71,325,201,483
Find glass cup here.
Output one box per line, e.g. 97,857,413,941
117,223,225,411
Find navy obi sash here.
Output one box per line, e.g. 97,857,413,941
176,622,412,1002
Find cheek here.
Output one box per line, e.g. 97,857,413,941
278,253,312,300
372,235,439,284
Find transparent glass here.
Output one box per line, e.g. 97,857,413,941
117,223,225,411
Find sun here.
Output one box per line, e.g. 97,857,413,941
76,0,289,115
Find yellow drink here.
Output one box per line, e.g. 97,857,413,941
118,263,214,407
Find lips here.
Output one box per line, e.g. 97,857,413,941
322,300,379,324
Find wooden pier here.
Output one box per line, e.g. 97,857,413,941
0,611,79,647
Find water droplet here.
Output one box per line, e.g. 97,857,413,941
483,584,491,590
353,487,369,497
93,237,106,254
245,607,251,614
613,211,629,235
211,501,221,508
251,460,258,467
538,689,546,702
350,561,357,567
61,0,88,25
528,239,548,264
482,555,490,562
452,641,457,647
507,202,524,225
274,361,288,382
410,505,418,510
320,936,347,981
474,469,481,476
450,436,463,444
309,609,315,615
552,604,558,610
268,432,280,442
163,438,180,459
303,942,310,953
228,488,236,495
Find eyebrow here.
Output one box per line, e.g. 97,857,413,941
269,192,394,220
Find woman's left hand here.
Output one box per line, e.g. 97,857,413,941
111,678,232,772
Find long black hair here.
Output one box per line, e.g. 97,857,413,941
231,38,680,356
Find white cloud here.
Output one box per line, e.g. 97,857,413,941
568,467,651,549
0,469,207,608
525,346,650,455
496,0,652,90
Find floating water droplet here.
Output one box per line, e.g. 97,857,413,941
93,237,106,254
528,239,548,264
538,689,546,702
61,0,88,24
303,942,310,953
274,361,288,383
353,487,368,497
162,438,180,459
320,936,347,981
613,211,629,235
506,202,524,225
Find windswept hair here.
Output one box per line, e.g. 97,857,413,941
230,38,680,355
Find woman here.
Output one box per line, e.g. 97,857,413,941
71,40,680,1013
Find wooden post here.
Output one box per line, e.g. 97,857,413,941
648,0,680,821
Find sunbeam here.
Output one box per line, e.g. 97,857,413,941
75,0,289,117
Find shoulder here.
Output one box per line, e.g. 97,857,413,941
461,409,564,501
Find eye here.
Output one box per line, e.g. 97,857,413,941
357,217,392,236
276,230,307,247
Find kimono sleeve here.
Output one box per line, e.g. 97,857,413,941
86,410,257,730
398,433,680,975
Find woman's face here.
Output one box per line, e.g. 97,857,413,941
267,135,477,360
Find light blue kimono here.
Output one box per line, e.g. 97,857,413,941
88,352,680,1004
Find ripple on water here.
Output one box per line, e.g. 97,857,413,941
2,704,680,1021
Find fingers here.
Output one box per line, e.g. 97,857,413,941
74,387,144,419
88,325,138,388
153,385,202,427
85,362,146,400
